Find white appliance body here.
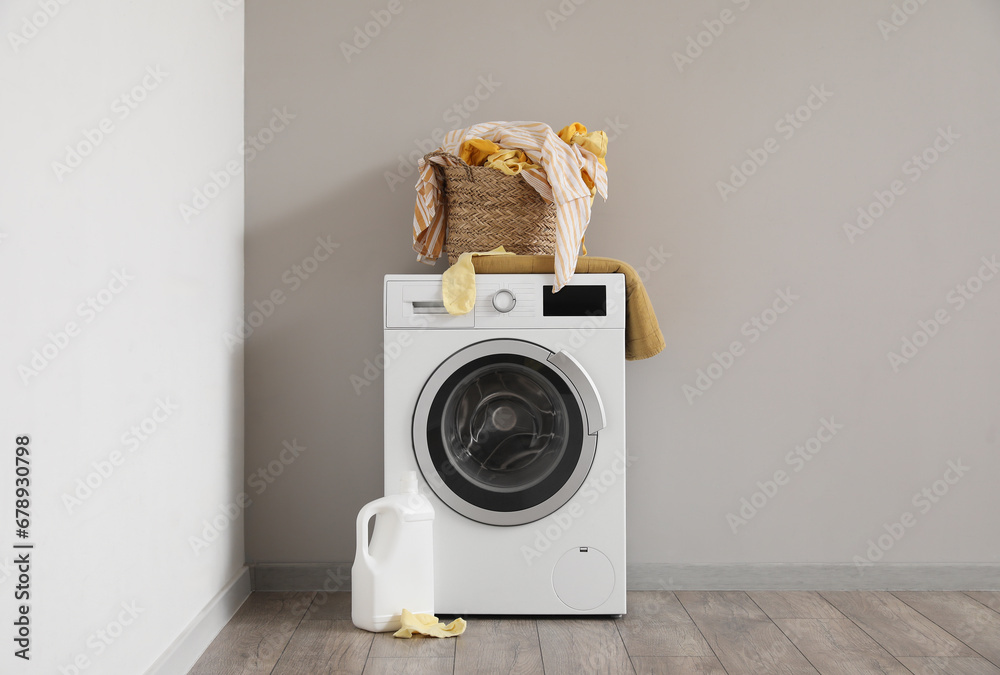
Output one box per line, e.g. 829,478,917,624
384,274,626,615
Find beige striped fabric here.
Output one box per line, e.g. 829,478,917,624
412,121,608,291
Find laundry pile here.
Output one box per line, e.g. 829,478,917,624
454,122,607,190
412,121,609,291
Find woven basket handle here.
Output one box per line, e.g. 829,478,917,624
423,150,473,180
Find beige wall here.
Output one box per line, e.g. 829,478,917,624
245,1,1000,567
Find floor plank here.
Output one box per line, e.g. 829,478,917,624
625,591,697,621
368,628,456,658
454,618,543,674
965,592,1000,616
617,591,713,657
193,590,1000,674
361,657,454,674
898,656,1000,675
675,590,770,620
821,591,976,657
775,618,909,674
536,618,634,674
271,619,372,674
677,592,817,674
616,620,715,658
629,656,728,674
895,591,1000,666
748,591,843,619
189,591,314,675
302,590,352,621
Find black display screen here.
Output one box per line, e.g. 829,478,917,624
543,285,606,316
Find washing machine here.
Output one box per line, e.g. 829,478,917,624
383,273,626,615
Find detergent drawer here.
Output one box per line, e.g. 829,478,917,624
385,280,474,329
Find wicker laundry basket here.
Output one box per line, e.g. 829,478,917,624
426,151,558,264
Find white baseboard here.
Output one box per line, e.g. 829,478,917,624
145,566,252,675
251,562,1000,592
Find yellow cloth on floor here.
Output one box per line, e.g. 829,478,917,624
442,246,514,315
393,608,467,639
470,255,666,361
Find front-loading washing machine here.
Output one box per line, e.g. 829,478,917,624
383,273,626,615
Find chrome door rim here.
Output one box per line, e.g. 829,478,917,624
412,339,600,526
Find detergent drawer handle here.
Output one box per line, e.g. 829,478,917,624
547,350,606,435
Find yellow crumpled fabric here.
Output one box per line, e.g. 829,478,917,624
442,246,514,315
557,123,608,196
393,608,467,639
458,138,502,166
485,149,538,175
459,139,538,175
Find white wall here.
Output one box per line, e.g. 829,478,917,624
1,1,244,672
244,0,1000,575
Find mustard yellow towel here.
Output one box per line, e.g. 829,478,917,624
393,608,467,639
470,254,666,361
442,246,514,315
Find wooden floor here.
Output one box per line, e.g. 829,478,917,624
190,590,1000,674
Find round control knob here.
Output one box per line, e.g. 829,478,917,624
492,289,516,313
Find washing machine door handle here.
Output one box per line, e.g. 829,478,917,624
547,350,606,435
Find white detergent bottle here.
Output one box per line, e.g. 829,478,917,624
352,471,435,632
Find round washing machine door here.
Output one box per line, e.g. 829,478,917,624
412,338,606,526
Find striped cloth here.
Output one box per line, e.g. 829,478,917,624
412,121,608,291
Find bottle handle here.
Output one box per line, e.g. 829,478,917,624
356,501,407,564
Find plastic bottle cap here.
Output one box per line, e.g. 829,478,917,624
400,471,418,494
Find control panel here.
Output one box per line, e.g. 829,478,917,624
385,274,625,330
